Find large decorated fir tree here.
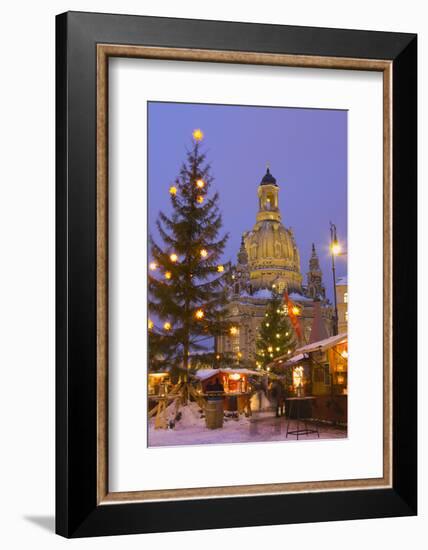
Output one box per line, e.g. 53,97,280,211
148,130,230,381
255,290,296,369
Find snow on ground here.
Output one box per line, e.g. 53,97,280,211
148,401,347,447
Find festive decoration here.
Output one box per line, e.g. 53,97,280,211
148,131,230,384
284,291,303,341
230,326,238,335
192,128,204,141
169,186,177,195
217,265,224,273
255,289,296,369
148,319,154,330
149,262,157,271
163,322,171,331
195,309,205,320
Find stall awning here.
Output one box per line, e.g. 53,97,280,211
267,352,308,369
295,333,347,354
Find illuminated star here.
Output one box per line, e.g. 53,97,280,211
192,128,204,142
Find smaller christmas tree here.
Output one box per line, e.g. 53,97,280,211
255,289,296,369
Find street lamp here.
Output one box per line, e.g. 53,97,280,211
330,221,340,335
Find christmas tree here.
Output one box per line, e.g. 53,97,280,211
255,289,296,369
148,129,230,383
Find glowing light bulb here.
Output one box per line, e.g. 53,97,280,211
170,253,178,263
237,352,242,359
217,265,224,273
200,249,208,258
195,309,205,320
149,262,157,271
196,179,205,189
292,306,300,316
331,241,341,255
230,326,238,335
169,186,177,195
276,334,280,338
268,346,273,353
276,347,280,352
164,271,172,280
192,129,204,141
163,322,171,331
265,322,270,327
148,319,154,330
196,195,204,204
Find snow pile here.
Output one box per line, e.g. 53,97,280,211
174,401,204,430
149,399,205,430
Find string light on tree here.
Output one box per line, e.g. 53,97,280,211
196,195,204,204
169,186,177,196
255,289,296,369
195,309,205,320
200,249,208,258
148,319,154,330
163,322,171,331
217,265,224,273
196,179,205,189
230,326,238,335
149,262,157,271
164,271,172,280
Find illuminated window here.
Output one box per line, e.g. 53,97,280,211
344,292,348,303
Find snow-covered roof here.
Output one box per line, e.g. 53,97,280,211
195,367,261,380
268,352,308,369
288,292,312,303
250,288,272,299
296,333,347,354
336,276,348,286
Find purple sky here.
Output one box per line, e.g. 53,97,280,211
148,102,347,302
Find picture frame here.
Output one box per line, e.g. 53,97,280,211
56,11,417,538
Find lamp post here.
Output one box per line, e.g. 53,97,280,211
330,222,340,335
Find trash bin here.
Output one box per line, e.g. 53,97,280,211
205,399,224,429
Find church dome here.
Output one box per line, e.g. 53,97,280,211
241,166,302,293
260,168,277,186
244,221,302,293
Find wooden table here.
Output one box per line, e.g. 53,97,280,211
285,396,320,440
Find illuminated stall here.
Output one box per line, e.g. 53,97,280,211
269,334,348,424
195,368,260,414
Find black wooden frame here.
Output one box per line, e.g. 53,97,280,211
56,11,417,538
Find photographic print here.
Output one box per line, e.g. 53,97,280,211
147,101,348,447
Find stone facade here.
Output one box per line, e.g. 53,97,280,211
216,168,335,364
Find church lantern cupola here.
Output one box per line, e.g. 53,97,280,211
257,168,281,223
242,167,303,294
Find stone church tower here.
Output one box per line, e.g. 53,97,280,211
306,243,326,299
243,168,303,293
215,168,334,364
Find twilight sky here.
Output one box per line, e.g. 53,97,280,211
148,102,347,302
